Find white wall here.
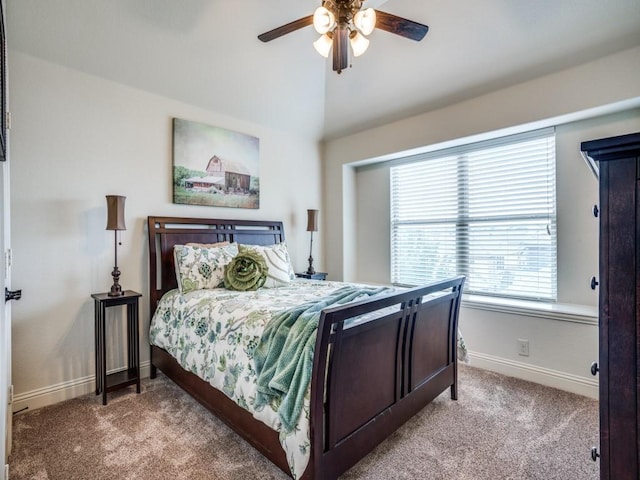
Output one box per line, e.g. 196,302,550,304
9,52,323,410
324,46,640,398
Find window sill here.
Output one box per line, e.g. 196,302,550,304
461,294,598,325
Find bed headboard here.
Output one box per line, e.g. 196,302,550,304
147,216,286,314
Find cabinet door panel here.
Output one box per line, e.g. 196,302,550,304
600,158,638,479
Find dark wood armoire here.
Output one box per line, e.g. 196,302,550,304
581,132,640,480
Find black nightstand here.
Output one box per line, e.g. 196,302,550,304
91,290,142,405
296,272,328,281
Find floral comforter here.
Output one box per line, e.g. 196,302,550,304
149,279,468,479
149,279,354,479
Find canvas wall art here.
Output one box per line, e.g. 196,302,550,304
172,118,260,209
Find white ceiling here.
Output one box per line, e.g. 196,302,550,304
7,0,640,141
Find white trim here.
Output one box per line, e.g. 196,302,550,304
468,350,598,399
13,353,598,413
386,127,556,168
12,354,598,416
350,97,640,168
12,361,151,413
462,295,598,325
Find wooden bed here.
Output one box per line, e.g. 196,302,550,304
147,216,465,480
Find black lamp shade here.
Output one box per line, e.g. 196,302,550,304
306,209,318,232
106,195,126,231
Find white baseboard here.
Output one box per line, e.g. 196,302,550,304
12,361,152,414
468,351,598,399
12,353,599,414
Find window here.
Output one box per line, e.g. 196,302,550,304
390,129,557,301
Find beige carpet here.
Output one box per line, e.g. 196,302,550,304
8,365,599,480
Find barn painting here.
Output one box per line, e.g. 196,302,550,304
172,117,260,209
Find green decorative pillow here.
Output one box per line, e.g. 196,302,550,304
239,243,295,288
174,243,239,294
223,250,268,291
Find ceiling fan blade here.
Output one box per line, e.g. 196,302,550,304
258,15,313,42
375,10,429,41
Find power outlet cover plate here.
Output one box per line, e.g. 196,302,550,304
517,339,530,356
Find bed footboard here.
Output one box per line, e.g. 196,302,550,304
309,276,465,479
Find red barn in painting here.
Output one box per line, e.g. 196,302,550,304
206,155,251,194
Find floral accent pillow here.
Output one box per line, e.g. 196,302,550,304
174,243,239,293
239,243,295,288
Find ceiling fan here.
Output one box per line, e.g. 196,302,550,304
257,0,429,74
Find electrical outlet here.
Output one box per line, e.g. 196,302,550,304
517,339,529,357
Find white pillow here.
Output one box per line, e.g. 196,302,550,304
238,243,295,288
173,243,239,293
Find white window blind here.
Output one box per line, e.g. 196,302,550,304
390,129,557,301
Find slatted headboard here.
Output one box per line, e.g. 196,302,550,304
147,216,286,315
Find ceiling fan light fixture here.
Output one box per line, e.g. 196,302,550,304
350,31,369,57
313,33,333,58
313,6,335,34
353,8,376,36
258,4,429,74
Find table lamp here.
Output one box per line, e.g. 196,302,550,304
306,209,318,275
106,195,126,296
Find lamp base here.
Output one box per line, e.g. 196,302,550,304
108,285,124,297
108,265,124,296
306,255,315,276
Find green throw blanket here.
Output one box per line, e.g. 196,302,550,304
253,285,389,433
